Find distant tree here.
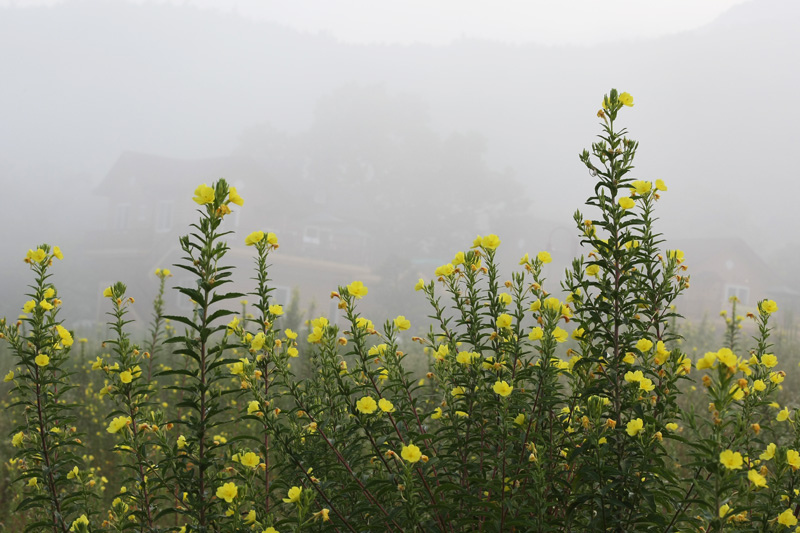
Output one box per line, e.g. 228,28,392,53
234,84,530,263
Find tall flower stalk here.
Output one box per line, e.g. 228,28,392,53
161,180,244,528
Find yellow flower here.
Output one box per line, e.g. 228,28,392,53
624,370,644,383
287,347,299,358
394,315,411,330
189,183,216,205
228,187,244,206
23,300,36,313
481,234,501,250
655,341,670,365
245,230,265,246
35,354,50,367
553,327,568,343
753,379,767,392
53,246,64,260
655,179,667,191
27,248,47,263
368,344,388,357
760,300,779,314
586,264,600,277
456,351,476,365
572,328,585,340
519,253,529,265
401,443,422,463
630,180,651,195
760,443,776,461
107,416,131,434
266,232,278,246
434,263,455,277
282,486,302,503
619,92,634,107
498,293,512,306
347,281,369,299
248,401,261,415
514,413,525,425
431,407,443,419
717,348,737,369
530,300,542,312
452,251,465,265
379,398,395,413
3,370,13,382
39,300,54,311
537,251,552,264
639,378,655,392
12,431,24,447
192,183,215,205
244,510,256,524
44,288,55,299
103,286,113,298
719,504,730,519
493,380,513,397
119,371,133,384
451,386,465,398
619,197,635,210
668,249,685,263
263,529,279,533
626,418,644,436
778,508,798,527
356,396,377,414
414,278,425,291
496,314,513,330
528,326,544,341
216,482,239,503
719,449,743,470
269,304,283,316
762,353,778,368
697,351,717,370
241,452,260,468
747,468,767,488
285,329,298,340
177,435,187,449
787,450,800,470
69,515,89,532
778,407,791,422
55,325,73,347
636,339,653,352
353,317,372,331
666,423,678,431
251,332,267,351
314,508,331,522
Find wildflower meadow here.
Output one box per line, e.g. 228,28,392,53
3,89,800,532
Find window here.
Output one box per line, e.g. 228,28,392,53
115,203,131,231
271,286,290,307
156,201,173,233
724,284,750,306
304,226,320,245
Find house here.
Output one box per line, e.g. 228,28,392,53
79,152,381,330
670,238,795,320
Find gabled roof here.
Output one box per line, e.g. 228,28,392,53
95,151,284,199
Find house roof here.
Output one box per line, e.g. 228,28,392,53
669,237,787,291
94,151,287,200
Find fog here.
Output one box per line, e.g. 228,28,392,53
1,0,799,335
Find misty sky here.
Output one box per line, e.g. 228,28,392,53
4,0,750,45
1,0,798,326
